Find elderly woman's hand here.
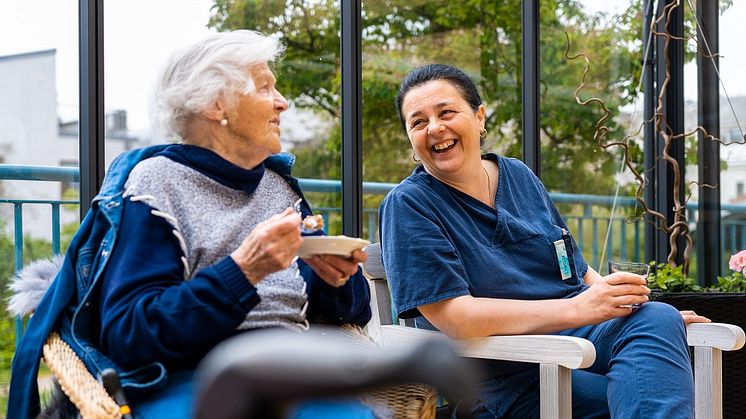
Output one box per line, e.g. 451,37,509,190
303,249,368,288
231,207,302,285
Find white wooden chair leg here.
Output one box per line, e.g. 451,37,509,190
694,346,722,419
540,364,572,419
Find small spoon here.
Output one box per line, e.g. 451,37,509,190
293,198,324,234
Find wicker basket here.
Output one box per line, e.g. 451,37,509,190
42,333,121,419
340,324,438,419
651,292,746,419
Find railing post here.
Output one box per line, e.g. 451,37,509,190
13,203,24,343
592,218,599,269
367,210,377,242
52,203,61,254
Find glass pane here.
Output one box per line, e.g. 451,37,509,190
203,0,343,234
717,1,746,273
362,0,523,242
0,0,80,400
541,0,644,272
104,0,215,162
683,1,746,279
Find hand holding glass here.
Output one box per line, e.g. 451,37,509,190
608,261,650,309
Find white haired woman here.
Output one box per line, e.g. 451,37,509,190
8,30,373,419
106,30,372,417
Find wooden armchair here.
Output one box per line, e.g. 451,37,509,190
361,242,746,419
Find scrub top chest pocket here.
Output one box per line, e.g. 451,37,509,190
552,228,575,281
492,213,579,282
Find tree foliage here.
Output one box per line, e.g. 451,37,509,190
208,0,647,197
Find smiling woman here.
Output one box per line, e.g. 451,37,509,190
380,63,709,419
7,30,373,419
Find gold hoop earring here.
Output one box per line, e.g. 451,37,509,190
412,153,421,163
479,127,487,140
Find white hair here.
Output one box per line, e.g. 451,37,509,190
150,30,283,140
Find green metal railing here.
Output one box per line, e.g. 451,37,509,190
2,163,746,308
2,163,745,351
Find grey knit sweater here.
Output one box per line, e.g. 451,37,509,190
123,156,309,331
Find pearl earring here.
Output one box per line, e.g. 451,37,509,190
220,118,228,127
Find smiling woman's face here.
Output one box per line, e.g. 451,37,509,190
223,62,289,158
401,79,485,179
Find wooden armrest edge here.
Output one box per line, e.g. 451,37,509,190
687,322,745,351
380,325,595,369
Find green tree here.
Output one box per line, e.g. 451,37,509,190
208,0,646,198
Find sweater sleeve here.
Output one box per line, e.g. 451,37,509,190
98,198,260,370
299,258,371,326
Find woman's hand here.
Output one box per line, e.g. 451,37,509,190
573,271,650,324
231,207,302,285
680,310,711,326
303,249,368,288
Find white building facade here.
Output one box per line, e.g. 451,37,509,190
0,50,142,238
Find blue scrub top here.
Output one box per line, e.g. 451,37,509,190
380,154,588,324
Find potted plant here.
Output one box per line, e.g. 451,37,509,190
649,250,746,419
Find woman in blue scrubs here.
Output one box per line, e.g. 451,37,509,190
380,63,709,418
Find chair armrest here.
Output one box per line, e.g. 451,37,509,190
380,325,596,369
687,322,745,351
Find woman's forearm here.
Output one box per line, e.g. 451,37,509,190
419,294,586,339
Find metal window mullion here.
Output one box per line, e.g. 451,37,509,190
340,0,363,238
79,0,105,218
643,0,657,265
654,0,686,266
522,0,540,176
696,0,721,286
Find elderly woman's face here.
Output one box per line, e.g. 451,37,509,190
401,79,485,177
224,63,288,156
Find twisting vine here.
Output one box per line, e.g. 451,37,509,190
564,0,746,274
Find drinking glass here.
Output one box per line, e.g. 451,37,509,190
608,261,650,309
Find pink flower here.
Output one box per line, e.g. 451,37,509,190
729,250,746,275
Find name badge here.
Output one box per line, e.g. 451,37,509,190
553,239,572,280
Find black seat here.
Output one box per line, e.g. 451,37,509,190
194,327,479,419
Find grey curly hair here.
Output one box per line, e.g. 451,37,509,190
150,30,283,140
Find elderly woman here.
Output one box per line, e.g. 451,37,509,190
8,30,372,419
379,63,709,418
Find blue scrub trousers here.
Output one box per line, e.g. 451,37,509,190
468,302,693,418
